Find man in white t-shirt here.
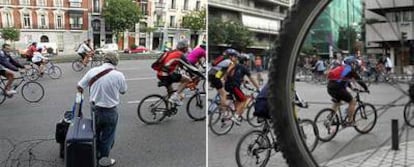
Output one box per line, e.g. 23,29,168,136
384,55,393,74
77,39,93,66
32,47,48,76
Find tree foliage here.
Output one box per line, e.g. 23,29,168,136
337,26,358,53
182,8,206,32
1,27,20,42
102,0,142,40
208,18,252,50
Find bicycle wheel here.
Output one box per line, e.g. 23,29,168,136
246,102,264,128
353,103,377,134
137,94,168,124
186,92,206,121
0,87,6,104
268,1,332,166
21,81,44,103
209,107,234,136
91,58,103,67
298,119,318,152
25,68,40,81
47,65,62,79
72,60,84,72
314,108,339,142
235,130,271,167
404,101,414,127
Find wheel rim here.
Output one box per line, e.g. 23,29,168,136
137,95,167,124
22,82,44,102
48,66,62,79
209,108,233,135
187,92,206,121
236,131,271,167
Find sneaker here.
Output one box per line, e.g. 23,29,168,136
99,157,116,167
6,90,17,95
231,115,242,125
168,93,183,106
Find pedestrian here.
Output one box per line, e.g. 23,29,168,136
384,54,393,74
77,52,127,167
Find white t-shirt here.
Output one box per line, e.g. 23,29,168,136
78,63,127,108
77,43,91,54
385,57,393,68
32,52,47,63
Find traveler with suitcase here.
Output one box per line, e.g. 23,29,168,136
77,52,127,166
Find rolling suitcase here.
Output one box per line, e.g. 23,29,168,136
64,93,97,167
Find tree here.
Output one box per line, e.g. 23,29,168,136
208,18,252,51
182,8,206,32
1,27,20,43
337,26,358,53
102,0,142,42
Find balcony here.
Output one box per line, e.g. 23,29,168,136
209,0,286,20
70,24,83,29
366,22,413,42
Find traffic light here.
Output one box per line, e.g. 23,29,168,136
401,32,408,40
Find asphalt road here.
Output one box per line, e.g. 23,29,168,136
0,60,206,167
208,72,414,167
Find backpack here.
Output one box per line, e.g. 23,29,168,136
151,51,170,71
212,55,224,66
253,84,270,119
327,65,345,80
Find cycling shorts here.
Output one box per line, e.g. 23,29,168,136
157,73,182,87
208,74,223,89
327,81,352,103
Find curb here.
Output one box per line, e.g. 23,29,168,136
49,53,162,64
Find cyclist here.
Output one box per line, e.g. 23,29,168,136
25,42,37,62
327,56,369,126
156,39,192,106
224,53,260,124
32,47,49,76
0,44,25,95
208,49,238,111
77,39,93,66
186,42,206,67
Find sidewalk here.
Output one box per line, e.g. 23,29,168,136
324,141,414,167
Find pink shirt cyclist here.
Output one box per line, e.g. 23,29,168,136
186,44,206,65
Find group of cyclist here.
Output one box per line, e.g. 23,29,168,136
208,48,260,125
151,39,206,106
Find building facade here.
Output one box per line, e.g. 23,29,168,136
0,0,90,54
303,0,363,56
365,0,414,74
208,0,290,53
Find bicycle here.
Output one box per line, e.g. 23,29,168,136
0,71,45,104
25,60,62,81
71,52,103,72
314,89,377,142
137,74,205,124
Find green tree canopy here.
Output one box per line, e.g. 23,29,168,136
208,18,252,50
103,0,142,40
337,26,358,53
1,27,20,42
182,8,206,32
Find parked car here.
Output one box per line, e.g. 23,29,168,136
124,46,149,53
95,43,119,54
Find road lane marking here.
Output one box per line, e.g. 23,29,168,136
126,77,156,81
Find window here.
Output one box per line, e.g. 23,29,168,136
140,2,148,15
183,0,188,10
56,15,63,28
196,1,200,11
1,0,11,5
3,12,12,27
93,0,100,12
40,14,46,28
403,11,412,22
92,20,101,31
23,14,31,28
54,0,63,7
37,0,46,6
170,0,175,9
20,0,30,5
70,15,83,29
170,15,175,27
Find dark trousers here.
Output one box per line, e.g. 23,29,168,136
91,105,118,158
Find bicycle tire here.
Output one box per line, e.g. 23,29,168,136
71,59,84,72
0,87,6,104
298,119,319,152
246,102,264,128
26,68,40,81
137,94,168,124
268,0,330,166
21,81,45,103
403,101,414,127
353,103,377,134
235,130,271,167
209,107,234,136
48,65,62,79
314,108,339,142
186,92,206,121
